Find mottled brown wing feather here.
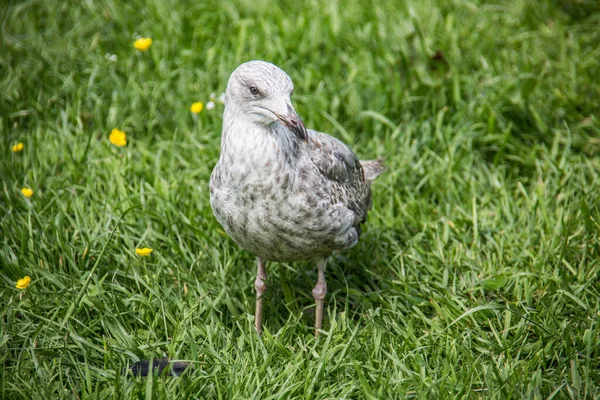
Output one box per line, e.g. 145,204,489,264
307,130,372,227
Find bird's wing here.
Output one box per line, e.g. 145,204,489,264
307,130,372,226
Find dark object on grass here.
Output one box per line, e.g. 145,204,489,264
127,357,190,377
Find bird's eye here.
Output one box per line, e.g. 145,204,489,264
249,86,259,95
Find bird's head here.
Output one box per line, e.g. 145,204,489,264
225,61,308,142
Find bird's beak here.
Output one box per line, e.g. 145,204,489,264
276,105,308,142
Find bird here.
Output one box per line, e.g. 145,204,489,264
210,60,384,336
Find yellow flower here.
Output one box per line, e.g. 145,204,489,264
190,102,203,114
16,276,31,290
109,129,127,147
21,188,33,198
12,143,24,152
134,37,152,51
136,247,153,256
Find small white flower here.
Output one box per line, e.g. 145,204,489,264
105,53,118,62
209,92,216,100
217,92,225,104
206,101,215,110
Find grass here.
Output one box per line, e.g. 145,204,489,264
1,0,600,398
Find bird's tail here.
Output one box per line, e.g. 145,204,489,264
361,158,386,181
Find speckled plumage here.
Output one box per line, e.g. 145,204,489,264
209,61,384,334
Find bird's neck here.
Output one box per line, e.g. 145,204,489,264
220,106,302,171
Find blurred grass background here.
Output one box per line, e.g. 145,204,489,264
1,0,600,398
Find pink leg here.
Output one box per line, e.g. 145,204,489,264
254,257,267,334
311,259,328,336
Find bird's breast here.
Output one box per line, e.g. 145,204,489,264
210,168,357,261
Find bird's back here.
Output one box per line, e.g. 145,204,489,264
306,129,383,229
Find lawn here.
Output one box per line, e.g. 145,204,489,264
2,0,600,398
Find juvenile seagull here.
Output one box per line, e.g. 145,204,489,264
210,61,384,335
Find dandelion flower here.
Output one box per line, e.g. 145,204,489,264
21,188,33,198
109,129,127,147
12,143,24,152
16,276,31,290
190,102,203,114
205,101,215,110
136,248,153,256
134,37,152,51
